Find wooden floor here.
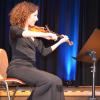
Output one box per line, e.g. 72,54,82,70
64,86,100,100
0,86,100,100
64,86,100,96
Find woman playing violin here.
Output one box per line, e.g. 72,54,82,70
7,1,70,100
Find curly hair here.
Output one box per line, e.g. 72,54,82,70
9,1,39,28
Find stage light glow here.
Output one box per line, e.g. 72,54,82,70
57,0,80,81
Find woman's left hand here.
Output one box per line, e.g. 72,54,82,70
59,35,69,43
59,35,73,45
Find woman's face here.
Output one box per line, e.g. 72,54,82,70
27,10,38,26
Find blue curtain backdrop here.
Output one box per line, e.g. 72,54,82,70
56,0,80,81
0,0,80,81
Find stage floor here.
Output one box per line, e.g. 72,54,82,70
0,86,100,100
64,86,100,96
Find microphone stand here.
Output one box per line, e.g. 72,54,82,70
87,50,97,100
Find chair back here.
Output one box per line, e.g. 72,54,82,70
0,49,8,79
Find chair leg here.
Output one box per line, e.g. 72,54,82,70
3,80,11,100
11,86,18,100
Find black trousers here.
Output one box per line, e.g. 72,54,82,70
7,66,64,100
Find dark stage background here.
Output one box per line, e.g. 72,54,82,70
0,0,100,86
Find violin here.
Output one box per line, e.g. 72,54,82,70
29,25,49,33
29,25,73,46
